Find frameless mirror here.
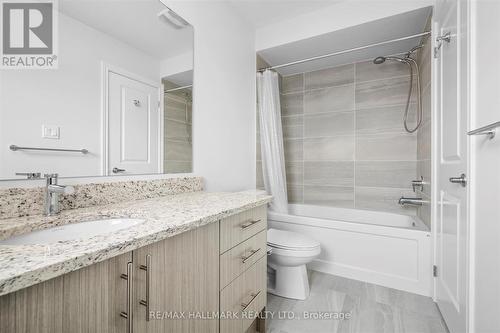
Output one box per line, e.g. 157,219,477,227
0,0,194,180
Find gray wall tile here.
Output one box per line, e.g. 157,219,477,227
165,120,191,142
304,161,354,186
165,160,192,174
355,187,417,214
355,161,416,188
304,185,354,208
356,133,417,161
282,74,304,93
356,104,417,135
304,112,354,137
281,92,303,116
256,55,431,218
288,184,303,203
284,139,303,161
417,120,431,160
286,161,303,185
305,64,354,90
305,84,354,114
356,76,416,109
304,136,355,161
356,60,410,83
166,140,192,161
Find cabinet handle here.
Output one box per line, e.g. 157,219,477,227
139,254,151,321
241,248,261,263
241,291,261,312
120,262,133,333
240,219,261,229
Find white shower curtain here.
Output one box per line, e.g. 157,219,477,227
257,70,288,213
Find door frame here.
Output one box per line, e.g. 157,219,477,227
101,62,164,176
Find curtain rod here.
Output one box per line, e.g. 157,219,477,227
165,84,192,93
257,31,431,72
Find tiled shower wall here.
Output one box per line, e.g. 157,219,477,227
416,29,432,228
257,59,424,216
164,90,193,173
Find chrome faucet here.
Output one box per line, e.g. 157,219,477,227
44,174,75,216
398,197,425,206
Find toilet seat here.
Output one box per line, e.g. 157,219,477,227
267,228,320,251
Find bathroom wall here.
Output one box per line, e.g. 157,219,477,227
166,1,257,192
0,13,160,179
416,21,432,228
163,86,193,174
258,59,422,215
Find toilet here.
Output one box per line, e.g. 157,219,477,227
267,228,321,300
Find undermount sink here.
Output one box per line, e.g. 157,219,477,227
0,218,145,245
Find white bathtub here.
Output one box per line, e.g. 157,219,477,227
268,204,432,296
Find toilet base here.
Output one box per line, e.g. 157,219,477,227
267,263,310,300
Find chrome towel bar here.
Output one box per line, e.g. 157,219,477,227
467,121,500,139
9,145,88,154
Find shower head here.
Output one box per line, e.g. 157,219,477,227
373,56,408,65
373,56,386,65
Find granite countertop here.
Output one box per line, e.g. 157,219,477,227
0,191,272,296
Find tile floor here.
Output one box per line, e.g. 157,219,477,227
266,271,449,333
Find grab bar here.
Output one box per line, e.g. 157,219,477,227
467,121,500,139
9,145,89,154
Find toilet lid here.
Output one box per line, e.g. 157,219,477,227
267,228,320,250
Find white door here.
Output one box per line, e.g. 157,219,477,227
107,71,160,175
435,0,469,332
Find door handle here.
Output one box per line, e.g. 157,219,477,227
449,174,467,187
113,167,126,174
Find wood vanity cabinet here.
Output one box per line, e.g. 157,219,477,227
0,222,219,333
0,204,268,333
0,251,132,333
219,205,268,333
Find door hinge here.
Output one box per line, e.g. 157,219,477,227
433,265,438,277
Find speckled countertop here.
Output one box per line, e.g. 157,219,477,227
0,191,272,296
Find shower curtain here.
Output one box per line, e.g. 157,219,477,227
257,70,288,213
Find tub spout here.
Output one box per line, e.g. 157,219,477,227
398,197,425,206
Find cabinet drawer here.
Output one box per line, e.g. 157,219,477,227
220,230,266,290
220,205,267,253
220,257,267,333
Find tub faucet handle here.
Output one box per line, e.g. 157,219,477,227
411,177,424,192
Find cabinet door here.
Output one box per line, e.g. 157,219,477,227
133,222,220,333
0,251,132,333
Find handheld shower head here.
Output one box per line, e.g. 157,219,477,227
373,56,386,65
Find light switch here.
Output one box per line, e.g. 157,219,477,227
42,125,60,139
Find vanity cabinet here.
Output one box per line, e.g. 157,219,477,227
219,205,267,333
132,221,219,333
0,222,219,333
0,251,132,333
0,204,268,333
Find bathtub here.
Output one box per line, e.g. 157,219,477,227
268,204,432,296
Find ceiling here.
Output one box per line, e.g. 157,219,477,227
59,0,194,60
228,0,343,28
257,6,432,75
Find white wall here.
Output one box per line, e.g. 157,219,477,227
256,0,435,51
469,0,500,331
160,51,193,78
0,13,160,179
165,1,256,192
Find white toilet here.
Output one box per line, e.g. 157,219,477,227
267,228,321,300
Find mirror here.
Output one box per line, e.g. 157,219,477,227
0,0,194,180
